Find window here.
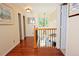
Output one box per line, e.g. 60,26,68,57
38,17,48,27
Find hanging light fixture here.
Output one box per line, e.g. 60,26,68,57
25,8,32,13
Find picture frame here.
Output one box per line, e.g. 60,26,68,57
0,4,13,24
27,17,35,24
69,3,79,17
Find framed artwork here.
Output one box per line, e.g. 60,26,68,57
0,4,13,24
27,17,35,24
69,3,79,17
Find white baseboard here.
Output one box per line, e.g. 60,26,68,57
3,41,20,56
60,49,66,55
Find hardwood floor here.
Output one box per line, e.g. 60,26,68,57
6,37,64,56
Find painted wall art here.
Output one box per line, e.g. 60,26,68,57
0,4,13,24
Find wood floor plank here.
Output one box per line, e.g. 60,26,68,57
6,37,64,56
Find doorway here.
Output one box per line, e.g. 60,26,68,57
23,15,26,39
18,13,22,41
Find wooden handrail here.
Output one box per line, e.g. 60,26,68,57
34,28,57,30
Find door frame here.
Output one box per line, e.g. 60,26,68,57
18,13,22,41
60,3,67,54
23,15,26,39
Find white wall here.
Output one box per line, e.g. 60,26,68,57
25,4,58,37
66,16,79,56
64,4,79,56
0,4,25,56
11,3,27,40
25,14,57,37
48,10,57,28
25,4,61,49
25,13,34,36
0,3,61,56
55,5,61,49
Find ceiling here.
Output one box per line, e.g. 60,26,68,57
14,3,59,7
13,3,60,16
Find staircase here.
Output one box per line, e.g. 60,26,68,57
34,28,57,48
